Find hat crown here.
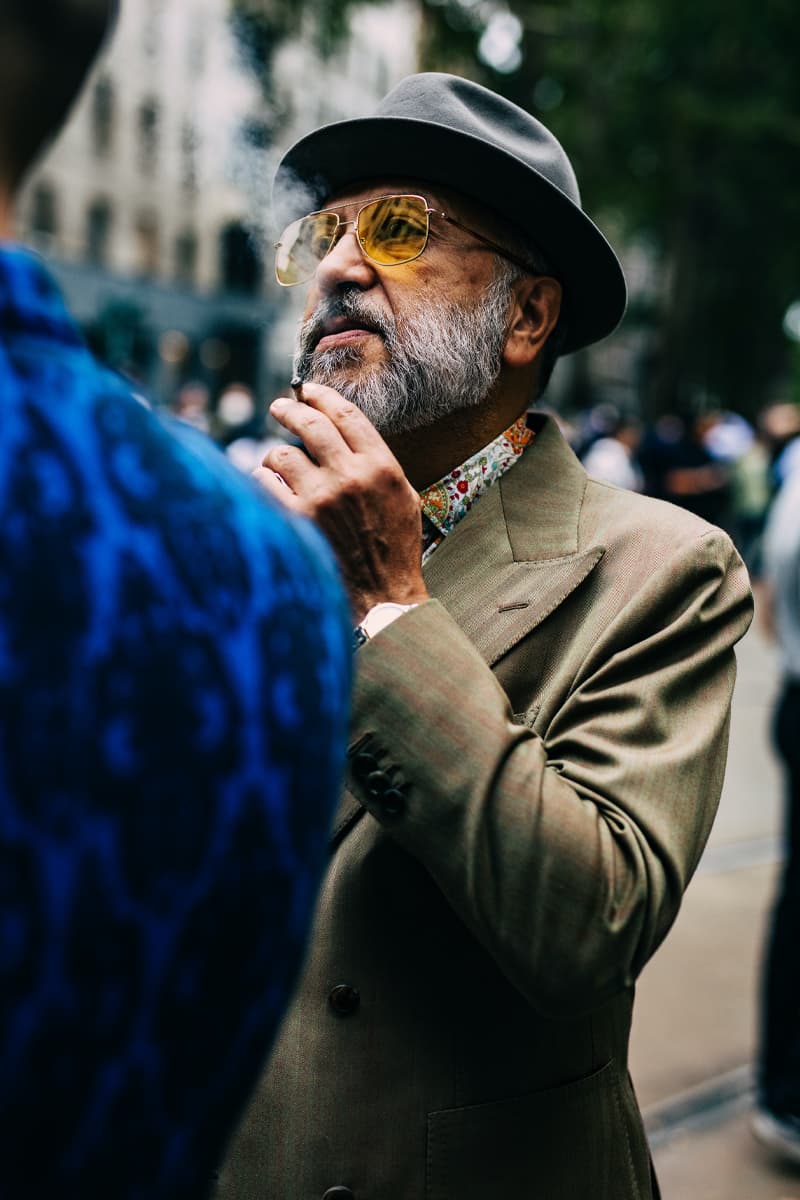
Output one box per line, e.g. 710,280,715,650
375,73,581,210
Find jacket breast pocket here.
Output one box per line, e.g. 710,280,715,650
426,1060,640,1200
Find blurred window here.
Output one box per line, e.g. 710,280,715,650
86,198,113,265
138,99,160,175
142,0,159,57
181,120,198,196
240,118,270,151
187,25,206,74
30,182,59,239
175,231,198,286
220,222,262,295
135,211,160,277
92,77,115,158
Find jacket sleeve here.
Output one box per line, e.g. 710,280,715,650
347,528,753,1019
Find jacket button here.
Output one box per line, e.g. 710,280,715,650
352,749,378,779
365,769,389,798
381,787,406,816
322,1189,355,1200
328,984,360,1016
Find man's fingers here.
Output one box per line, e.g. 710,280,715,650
261,441,319,492
270,395,353,467
286,382,390,456
251,465,305,512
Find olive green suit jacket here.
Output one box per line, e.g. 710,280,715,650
217,416,753,1200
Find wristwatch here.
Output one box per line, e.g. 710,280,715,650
353,602,419,650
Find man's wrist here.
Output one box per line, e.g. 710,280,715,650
353,601,419,650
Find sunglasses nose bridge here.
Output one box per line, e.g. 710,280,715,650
326,216,360,255
312,216,377,289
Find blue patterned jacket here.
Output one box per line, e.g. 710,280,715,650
0,245,352,1198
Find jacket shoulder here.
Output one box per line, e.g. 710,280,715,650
581,477,735,559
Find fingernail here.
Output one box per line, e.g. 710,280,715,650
271,397,289,411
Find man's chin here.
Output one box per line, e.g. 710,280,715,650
306,359,383,399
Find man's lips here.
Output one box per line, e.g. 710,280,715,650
314,319,383,353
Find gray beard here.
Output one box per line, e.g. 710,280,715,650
292,275,514,437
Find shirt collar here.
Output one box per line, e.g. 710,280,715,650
419,415,535,558
0,244,85,350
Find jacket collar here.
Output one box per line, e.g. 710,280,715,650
422,414,605,667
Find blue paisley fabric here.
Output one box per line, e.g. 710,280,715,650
0,245,352,1198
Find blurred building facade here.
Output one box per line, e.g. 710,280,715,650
17,0,420,413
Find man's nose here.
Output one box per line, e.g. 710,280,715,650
314,225,376,294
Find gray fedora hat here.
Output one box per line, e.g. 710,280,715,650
273,72,626,355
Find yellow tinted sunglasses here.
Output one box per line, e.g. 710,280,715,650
274,193,542,286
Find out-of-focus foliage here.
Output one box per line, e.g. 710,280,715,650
236,0,800,414
231,0,390,99
422,0,800,415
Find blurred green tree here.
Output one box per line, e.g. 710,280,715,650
234,0,800,415
230,0,390,109
421,0,800,417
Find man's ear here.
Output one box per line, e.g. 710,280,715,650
503,276,562,368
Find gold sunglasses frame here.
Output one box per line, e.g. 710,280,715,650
274,193,545,286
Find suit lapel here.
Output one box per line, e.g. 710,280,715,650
422,416,605,667
333,416,605,846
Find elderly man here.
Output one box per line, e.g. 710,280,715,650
0,2,350,1195
219,74,753,1199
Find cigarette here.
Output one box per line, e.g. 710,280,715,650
290,374,304,398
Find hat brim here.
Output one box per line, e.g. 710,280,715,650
274,115,627,355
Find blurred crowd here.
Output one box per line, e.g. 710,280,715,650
168,378,285,473
567,400,800,578
170,379,800,587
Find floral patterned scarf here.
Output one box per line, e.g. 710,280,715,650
419,415,535,563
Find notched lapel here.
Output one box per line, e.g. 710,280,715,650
431,545,604,667
423,419,605,667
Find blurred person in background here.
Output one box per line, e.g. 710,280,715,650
760,401,800,489
729,423,772,579
572,399,622,458
701,409,755,465
170,378,212,435
214,381,257,443
639,409,731,528
226,426,286,475
220,383,288,474
752,421,800,1164
581,410,643,491
0,2,351,1195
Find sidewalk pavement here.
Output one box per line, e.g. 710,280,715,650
653,1107,800,1200
630,862,800,1198
627,616,800,1197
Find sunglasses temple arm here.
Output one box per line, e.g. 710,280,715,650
435,211,546,278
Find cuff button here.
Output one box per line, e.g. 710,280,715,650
381,787,406,816
328,984,360,1016
352,750,378,779
366,769,390,798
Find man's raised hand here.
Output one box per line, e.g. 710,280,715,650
253,382,429,623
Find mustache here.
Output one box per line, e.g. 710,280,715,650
296,292,396,361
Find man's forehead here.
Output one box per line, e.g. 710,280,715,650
323,178,447,208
